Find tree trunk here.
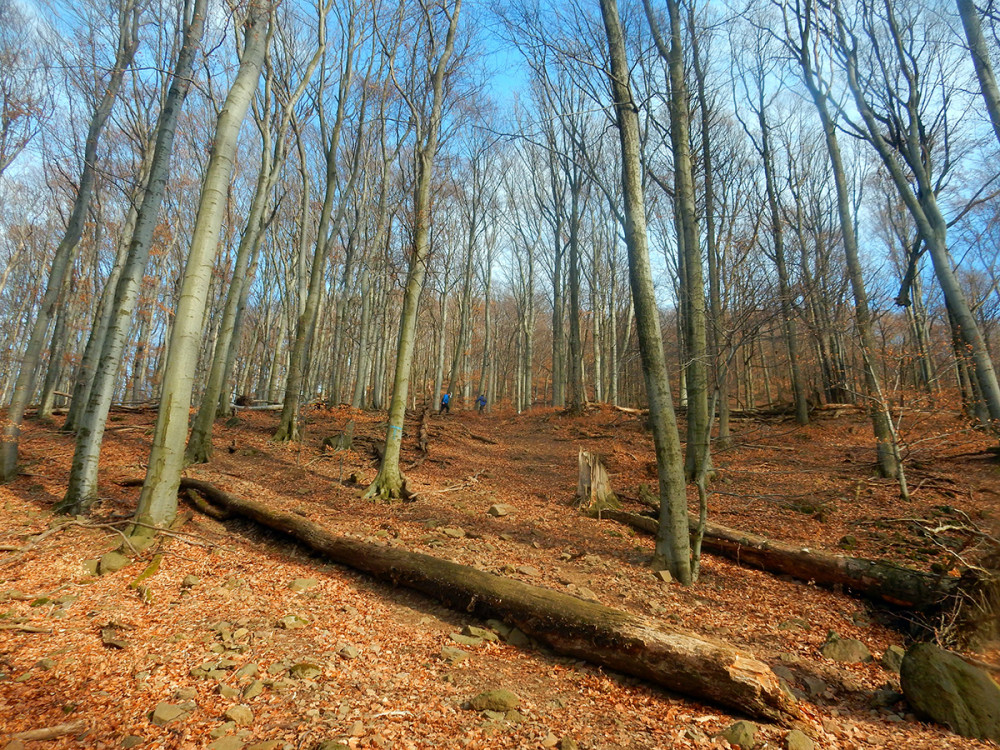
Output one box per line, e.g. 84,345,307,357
56,0,207,514
0,0,140,481
791,20,899,477
600,0,692,584
364,0,461,500
605,509,968,612
958,0,1000,150
130,3,268,533
179,478,800,725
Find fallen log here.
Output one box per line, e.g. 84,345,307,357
178,478,800,725
603,509,960,610
11,720,87,741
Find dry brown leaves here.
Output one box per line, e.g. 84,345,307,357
0,393,997,749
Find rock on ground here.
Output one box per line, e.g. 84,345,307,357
900,642,1000,742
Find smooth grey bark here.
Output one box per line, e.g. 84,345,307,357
600,0,692,584
761,104,809,425
186,27,324,461
957,0,1000,150
0,0,140,481
688,3,729,446
132,1,269,533
783,0,898,477
644,0,712,476
364,0,461,500
63,154,151,432
274,17,364,441
830,0,1000,427
56,0,206,514
37,273,72,420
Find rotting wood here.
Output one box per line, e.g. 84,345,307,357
0,624,52,633
576,450,620,515
11,720,87,741
177,477,801,725
603,509,967,611
418,408,430,453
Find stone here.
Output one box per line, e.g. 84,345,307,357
802,674,827,697
450,633,483,647
468,689,520,712
243,681,265,700
541,734,559,748
181,575,200,588
150,702,193,727
235,663,259,679
777,618,811,631
486,619,512,637
462,625,499,642
225,705,253,727
506,628,531,648
81,559,100,576
209,724,236,740
487,504,510,517
900,642,1000,741
99,551,130,575
121,737,144,748
772,664,796,686
719,720,757,749
288,578,318,593
218,684,240,699
314,743,351,750
516,565,540,577
289,662,322,680
208,738,244,750
558,740,579,750
175,687,197,700
821,633,872,663
349,720,365,736
880,645,905,673
441,646,471,664
337,645,359,660
870,688,904,708
654,570,672,583
34,658,55,670
785,729,814,750
246,743,282,750
442,528,466,539
277,615,308,629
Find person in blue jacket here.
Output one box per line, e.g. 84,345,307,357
440,392,451,414
476,394,487,413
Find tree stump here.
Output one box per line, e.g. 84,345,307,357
577,450,620,515
322,420,355,452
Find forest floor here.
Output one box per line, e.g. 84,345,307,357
0,394,998,749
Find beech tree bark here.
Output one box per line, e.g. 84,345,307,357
56,0,207,514
364,0,461,500
782,0,898,478
131,1,269,533
600,0,692,584
0,0,140,481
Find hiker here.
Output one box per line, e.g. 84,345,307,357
476,394,487,413
440,392,451,414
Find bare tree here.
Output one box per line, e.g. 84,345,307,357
364,0,462,500
0,0,141,481
132,0,270,535
600,0,691,583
